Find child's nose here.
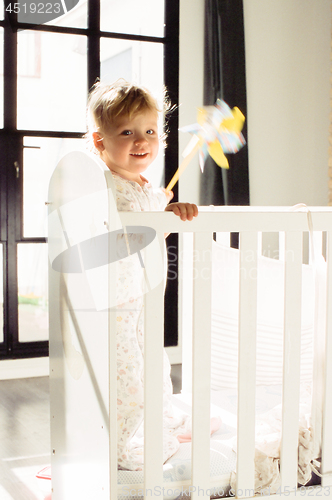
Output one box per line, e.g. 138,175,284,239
134,135,148,146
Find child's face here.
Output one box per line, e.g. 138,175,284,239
94,110,159,182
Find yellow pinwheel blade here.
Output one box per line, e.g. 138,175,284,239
221,107,245,133
208,140,229,169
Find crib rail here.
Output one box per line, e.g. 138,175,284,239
120,206,332,234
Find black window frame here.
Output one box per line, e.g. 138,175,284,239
0,0,180,360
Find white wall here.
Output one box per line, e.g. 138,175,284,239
244,0,331,207
178,0,331,208
178,0,205,205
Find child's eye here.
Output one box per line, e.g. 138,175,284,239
121,130,132,136
146,129,154,135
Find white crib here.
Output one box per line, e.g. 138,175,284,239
47,152,332,499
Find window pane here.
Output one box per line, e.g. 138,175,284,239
101,38,164,89
101,0,165,38
0,244,3,343
100,38,165,187
17,31,87,132
0,28,3,128
23,137,86,238
18,243,48,342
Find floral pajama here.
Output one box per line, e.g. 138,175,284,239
112,172,187,471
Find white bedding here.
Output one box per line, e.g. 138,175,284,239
210,242,315,390
116,385,306,499
37,386,315,499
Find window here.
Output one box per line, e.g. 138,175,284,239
0,0,179,359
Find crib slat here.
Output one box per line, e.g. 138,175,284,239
109,306,118,500
310,232,323,263
321,231,332,487
280,231,302,489
310,232,327,463
180,232,194,394
191,232,212,499
108,220,118,500
236,231,257,496
144,232,165,497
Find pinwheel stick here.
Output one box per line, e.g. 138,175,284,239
166,140,202,192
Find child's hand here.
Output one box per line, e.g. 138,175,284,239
165,202,199,221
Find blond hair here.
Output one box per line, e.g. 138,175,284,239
86,80,169,152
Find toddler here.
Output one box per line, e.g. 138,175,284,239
86,80,198,470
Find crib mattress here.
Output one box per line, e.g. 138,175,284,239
116,385,285,500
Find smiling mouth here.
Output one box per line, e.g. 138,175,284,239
130,152,148,157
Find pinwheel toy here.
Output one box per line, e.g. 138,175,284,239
166,99,246,192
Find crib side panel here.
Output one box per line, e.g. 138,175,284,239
48,153,111,500
49,294,110,499
161,210,332,499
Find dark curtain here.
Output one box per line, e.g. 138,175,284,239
200,0,249,207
